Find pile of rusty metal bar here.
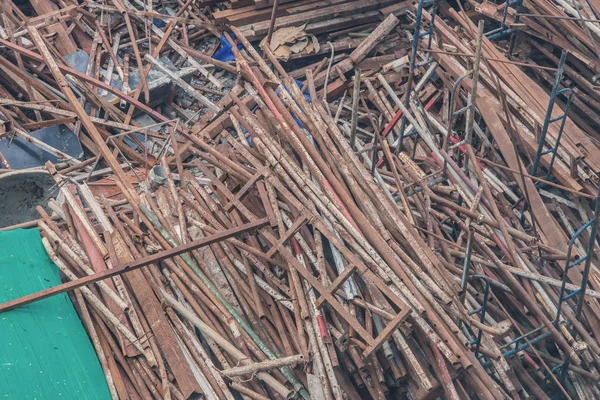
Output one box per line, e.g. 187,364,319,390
3,0,600,398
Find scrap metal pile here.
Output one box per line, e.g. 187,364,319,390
2,0,600,398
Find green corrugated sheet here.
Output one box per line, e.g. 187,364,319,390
0,228,111,400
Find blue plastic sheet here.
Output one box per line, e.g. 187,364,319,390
240,80,311,147
278,79,311,104
214,34,243,62
153,10,170,28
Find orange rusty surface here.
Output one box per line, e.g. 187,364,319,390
87,168,148,201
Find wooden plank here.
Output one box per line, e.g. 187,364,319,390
312,12,401,87
254,0,303,9
29,0,77,56
221,0,313,26
111,231,201,398
239,0,398,38
231,0,253,9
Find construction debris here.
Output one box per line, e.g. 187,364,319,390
1,0,600,398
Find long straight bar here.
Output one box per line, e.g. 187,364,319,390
0,218,269,313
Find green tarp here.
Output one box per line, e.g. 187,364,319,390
0,228,111,400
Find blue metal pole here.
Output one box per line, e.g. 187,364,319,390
396,0,437,152
544,88,573,181
573,187,600,322
485,0,522,41
530,50,568,177
473,280,491,358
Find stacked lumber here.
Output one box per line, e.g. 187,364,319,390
232,0,403,40
211,0,411,62
2,0,600,398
